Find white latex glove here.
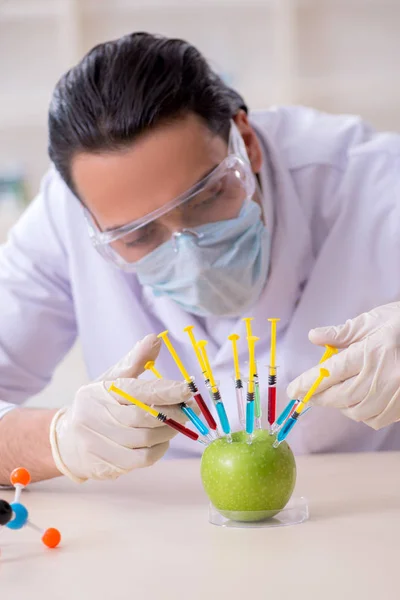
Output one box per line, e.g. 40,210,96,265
50,334,193,482
287,303,400,430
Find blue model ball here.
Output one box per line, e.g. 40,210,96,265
6,502,29,530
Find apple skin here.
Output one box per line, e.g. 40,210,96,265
200,429,296,522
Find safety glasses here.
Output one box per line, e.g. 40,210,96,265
85,120,256,269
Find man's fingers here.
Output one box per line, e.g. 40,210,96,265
360,388,400,430
309,309,388,349
109,377,192,406
128,334,162,378
97,334,162,381
86,441,171,477
81,420,178,449
303,375,364,409
132,442,171,469
106,401,194,429
286,343,364,400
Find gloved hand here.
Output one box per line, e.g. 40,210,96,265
287,302,400,430
50,334,193,482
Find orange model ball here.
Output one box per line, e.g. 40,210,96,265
10,468,31,487
42,528,61,548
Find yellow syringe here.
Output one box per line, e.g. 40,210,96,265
271,344,338,435
247,335,259,395
197,340,231,439
183,326,207,376
109,384,202,443
144,361,162,379
319,345,338,364
267,318,280,426
245,335,259,438
243,318,262,428
157,331,191,382
228,334,241,382
228,334,246,428
157,330,217,431
144,359,212,441
273,367,330,447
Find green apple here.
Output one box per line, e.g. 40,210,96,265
200,429,296,522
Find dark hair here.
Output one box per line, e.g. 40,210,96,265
48,32,247,193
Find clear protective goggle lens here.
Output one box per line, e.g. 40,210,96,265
85,120,256,269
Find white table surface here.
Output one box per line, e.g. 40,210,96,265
1,452,399,600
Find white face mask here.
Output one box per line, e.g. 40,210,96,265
135,199,271,317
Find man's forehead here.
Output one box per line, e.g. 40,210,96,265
127,113,226,165
72,114,228,229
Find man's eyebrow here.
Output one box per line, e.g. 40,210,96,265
104,163,220,232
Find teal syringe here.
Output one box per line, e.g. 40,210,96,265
197,340,232,442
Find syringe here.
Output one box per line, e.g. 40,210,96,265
243,318,262,429
273,367,330,447
319,345,338,364
183,325,215,407
271,344,338,435
109,385,206,444
294,345,338,423
196,340,232,442
144,360,213,443
157,331,217,433
183,326,207,379
245,335,259,442
267,318,280,427
228,334,246,429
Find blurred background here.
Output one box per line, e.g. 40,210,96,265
1,0,399,408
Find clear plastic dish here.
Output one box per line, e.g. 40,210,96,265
209,496,309,528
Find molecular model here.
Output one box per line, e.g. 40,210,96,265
0,468,61,550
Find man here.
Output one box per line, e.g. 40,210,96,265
1,32,399,485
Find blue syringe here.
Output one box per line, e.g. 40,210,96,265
197,340,232,442
144,361,213,443
271,345,338,436
273,368,330,448
228,334,246,429
270,399,299,435
245,335,259,442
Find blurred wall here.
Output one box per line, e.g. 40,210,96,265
1,0,399,407
2,0,400,196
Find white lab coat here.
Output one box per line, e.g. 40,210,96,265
1,106,400,457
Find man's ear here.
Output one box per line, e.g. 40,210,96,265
233,110,263,173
